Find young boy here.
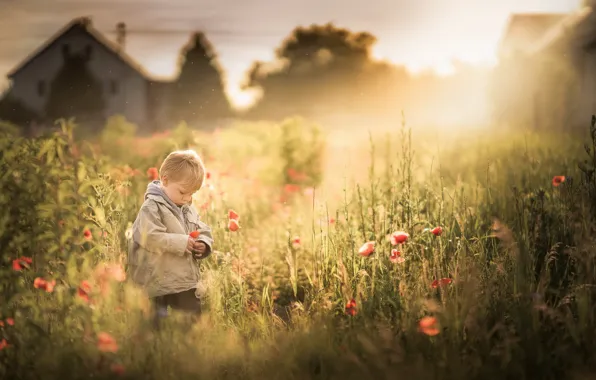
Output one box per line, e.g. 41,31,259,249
127,150,214,329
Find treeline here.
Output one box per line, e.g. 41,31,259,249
0,23,494,129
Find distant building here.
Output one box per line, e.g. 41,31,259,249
497,6,596,129
3,17,172,131
498,13,567,60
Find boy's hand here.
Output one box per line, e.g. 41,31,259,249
185,237,197,256
192,241,208,259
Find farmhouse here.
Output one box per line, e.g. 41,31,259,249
497,5,596,130
3,17,172,130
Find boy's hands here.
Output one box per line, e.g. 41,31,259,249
192,241,208,259
185,237,208,259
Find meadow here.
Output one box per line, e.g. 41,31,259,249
0,115,595,380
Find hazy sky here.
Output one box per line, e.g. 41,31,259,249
0,0,582,106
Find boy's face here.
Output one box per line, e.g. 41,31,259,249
161,177,197,206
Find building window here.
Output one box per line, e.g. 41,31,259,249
37,81,46,97
110,80,119,95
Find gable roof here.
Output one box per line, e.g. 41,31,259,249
499,13,567,56
6,17,152,79
529,6,594,55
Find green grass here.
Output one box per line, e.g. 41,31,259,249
0,117,595,380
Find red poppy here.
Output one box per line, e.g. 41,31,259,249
12,256,32,271
33,277,56,293
97,332,118,353
390,249,405,263
419,316,440,336
552,176,565,187
5,318,14,326
189,231,200,239
0,339,9,350
83,229,92,240
110,363,125,375
390,231,409,245
431,227,443,236
206,172,211,180
292,236,301,248
283,184,301,193
147,167,159,181
228,209,239,220
228,219,240,232
358,241,375,257
77,280,92,302
345,299,357,316
431,278,453,288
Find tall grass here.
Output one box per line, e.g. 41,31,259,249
0,116,595,380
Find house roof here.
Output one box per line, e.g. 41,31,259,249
499,13,567,56
529,7,594,55
6,16,153,80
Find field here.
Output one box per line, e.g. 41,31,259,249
1,116,596,380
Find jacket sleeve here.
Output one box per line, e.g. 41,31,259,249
133,200,188,257
196,220,214,259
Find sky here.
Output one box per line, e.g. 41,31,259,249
0,0,583,107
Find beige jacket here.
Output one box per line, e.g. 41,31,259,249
127,181,214,298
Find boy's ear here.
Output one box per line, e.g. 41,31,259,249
161,175,167,185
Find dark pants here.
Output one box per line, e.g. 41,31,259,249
151,289,201,330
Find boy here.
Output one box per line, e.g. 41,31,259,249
127,150,214,329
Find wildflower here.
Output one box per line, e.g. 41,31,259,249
390,249,405,263
97,332,118,353
0,339,9,350
147,167,159,181
228,209,239,220
552,176,565,187
228,219,240,232
390,231,409,245
189,231,200,239
5,318,14,326
284,184,301,193
329,217,336,224
303,187,315,196
345,299,357,316
291,236,301,248
78,280,92,303
206,172,211,180
83,228,92,240
110,363,125,375
358,241,375,257
418,316,440,336
431,278,453,288
33,277,56,293
12,256,32,271
431,227,443,236
95,263,126,283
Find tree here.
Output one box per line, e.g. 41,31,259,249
45,47,105,123
242,23,404,120
170,32,231,125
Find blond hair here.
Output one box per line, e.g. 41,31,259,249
159,150,206,191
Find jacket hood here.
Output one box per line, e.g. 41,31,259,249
144,180,188,221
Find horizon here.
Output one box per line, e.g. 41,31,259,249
0,0,582,108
